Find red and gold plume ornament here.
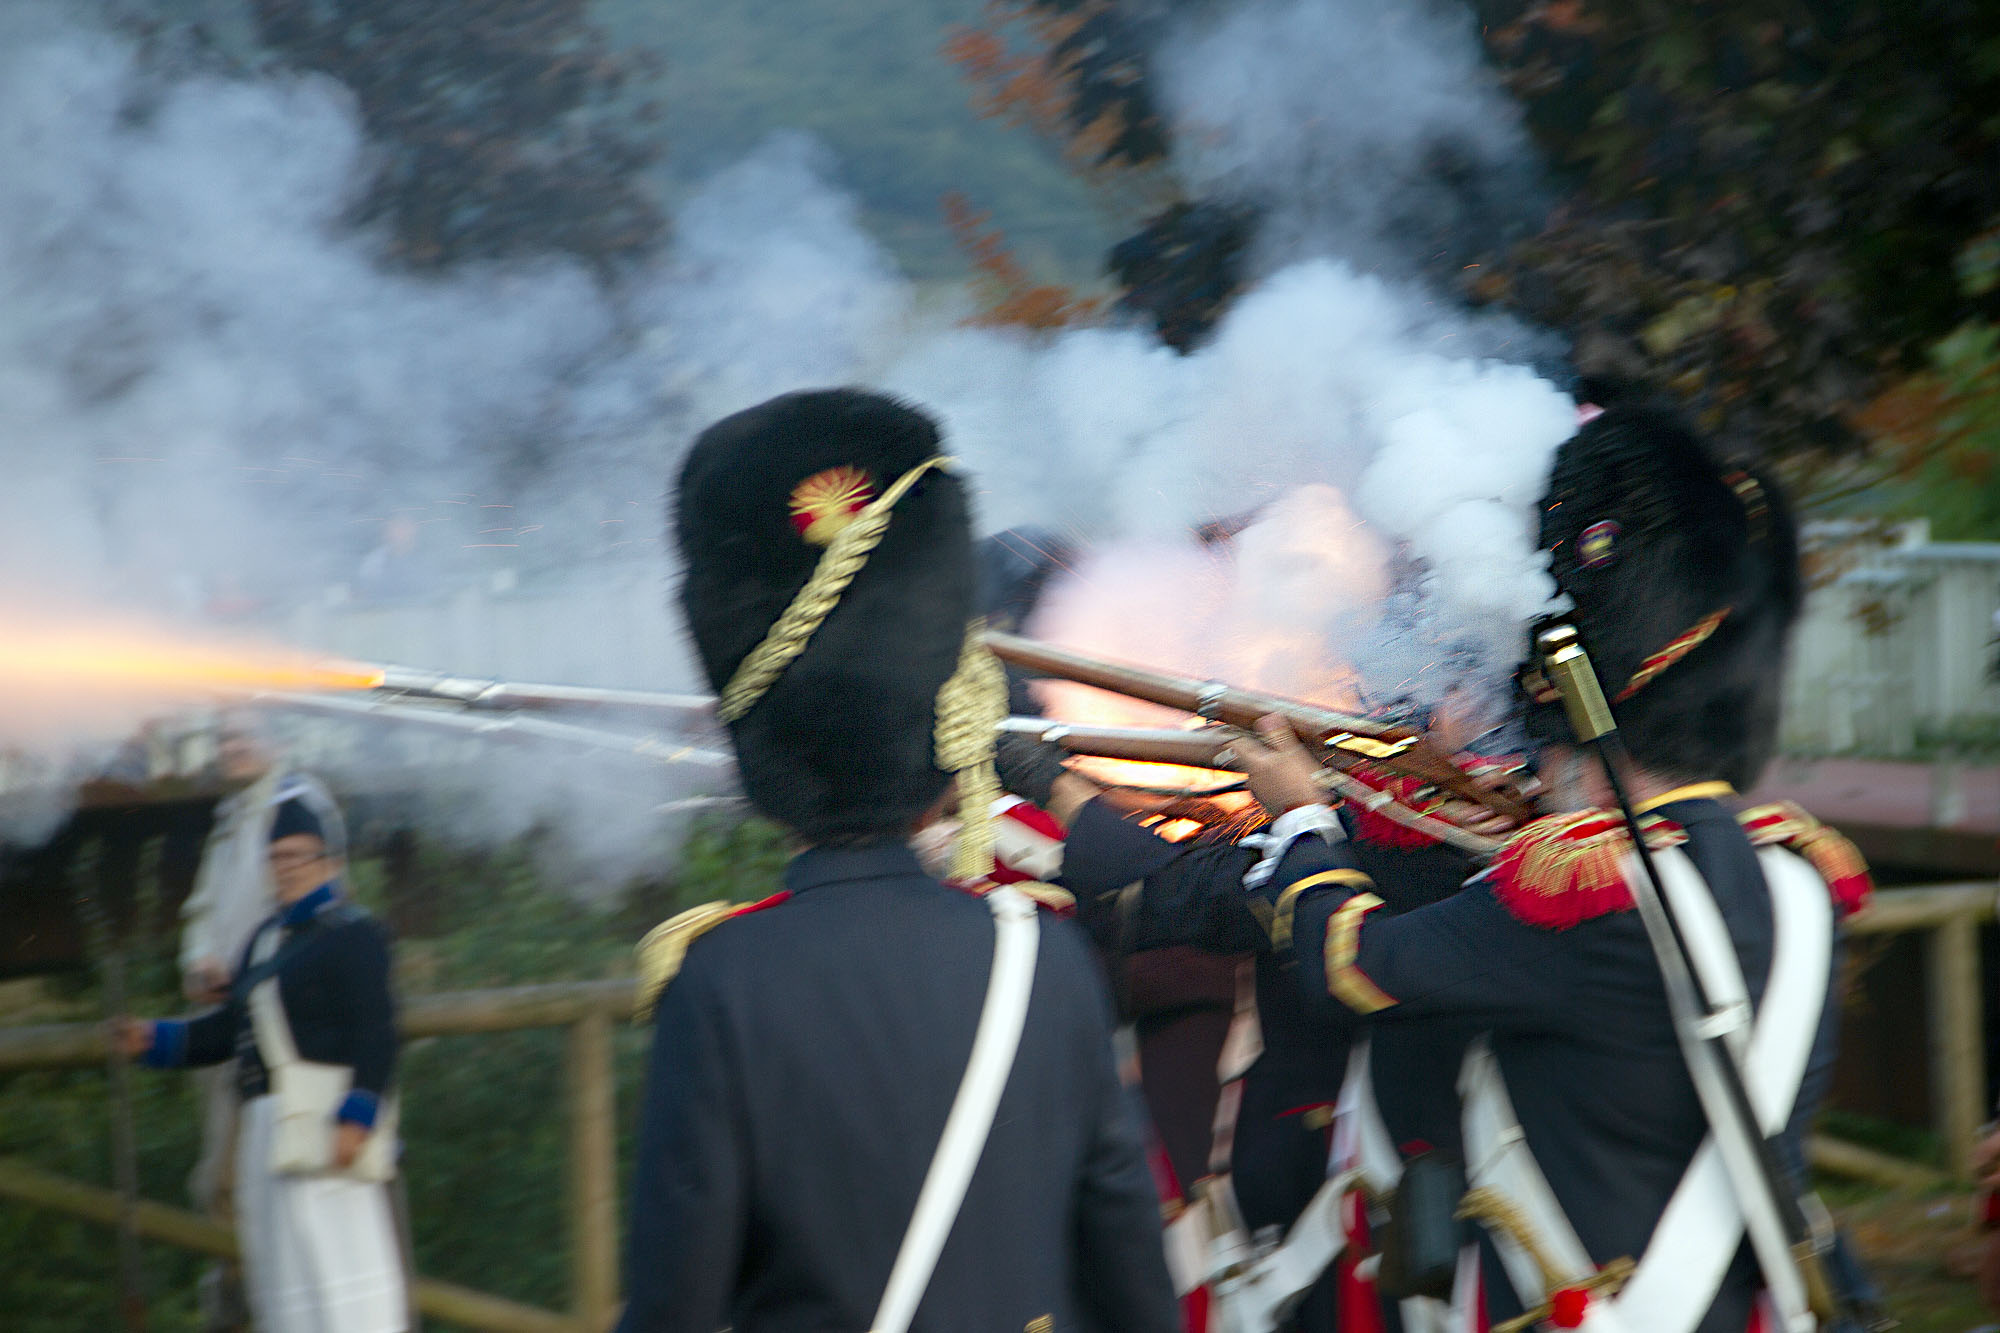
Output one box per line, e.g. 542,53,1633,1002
789,466,877,546
1486,810,1688,930
1736,802,1874,917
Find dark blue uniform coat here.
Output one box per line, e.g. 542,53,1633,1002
1060,800,1473,1231
618,843,1181,1333
1268,795,1843,1333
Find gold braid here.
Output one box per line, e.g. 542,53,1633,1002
1455,1187,1567,1293
934,622,1009,882
1457,1187,1634,1333
717,456,953,723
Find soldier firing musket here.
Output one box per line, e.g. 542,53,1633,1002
614,388,1180,1333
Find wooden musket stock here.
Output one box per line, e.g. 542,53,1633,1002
985,630,1532,821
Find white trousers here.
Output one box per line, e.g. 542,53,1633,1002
233,1096,408,1333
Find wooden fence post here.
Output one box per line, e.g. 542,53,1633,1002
567,1011,619,1332
1928,911,1987,1180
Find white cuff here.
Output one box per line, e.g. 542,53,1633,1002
1241,803,1345,890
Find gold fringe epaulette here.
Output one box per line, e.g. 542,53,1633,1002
633,891,792,1022
953,877,1076,916
1736,802,1874,918
1487,809,1686,930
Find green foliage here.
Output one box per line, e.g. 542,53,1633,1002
1468,0,2000,459
0,815,791,1329
1854,319,2000,539
245,0,666,271
593,0,1119,280
0,1070,208,1332
1898,325,2000,541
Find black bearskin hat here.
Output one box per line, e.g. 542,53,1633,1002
1522,405,1802,789
674,388,975,844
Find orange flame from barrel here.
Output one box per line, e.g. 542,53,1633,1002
0,618,383,702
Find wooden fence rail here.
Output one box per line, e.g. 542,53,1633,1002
1821,882,1996,1184
0,886,1994,1328
0,979,639,1333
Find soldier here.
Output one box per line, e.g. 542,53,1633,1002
618,389,1179,1333
176,713,345,1333
998,748,1478,1333
121,792,406,1333
1229,404,1872,1331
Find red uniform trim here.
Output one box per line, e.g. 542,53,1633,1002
728,890,792,919
1736,802,1874,917
1486,810,1686,930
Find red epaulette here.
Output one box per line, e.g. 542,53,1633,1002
1736,802,1874,918
633,890,793,1020
1486,809,1686,930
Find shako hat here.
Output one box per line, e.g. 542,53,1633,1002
268,797,326,846
675,388,1008,867
1521,404,1802,789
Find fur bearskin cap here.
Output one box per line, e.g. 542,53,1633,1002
1521,404,1802,789
674,388,974,844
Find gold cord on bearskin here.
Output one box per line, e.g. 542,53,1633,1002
934,622,1010,883
718,455,953,723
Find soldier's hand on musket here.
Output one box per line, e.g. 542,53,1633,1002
1236,714,1331,817
1432,766,1533,839
994,732,1071,808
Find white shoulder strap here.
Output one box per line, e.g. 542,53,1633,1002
1457,845,1833,1333
1604,847,1831,1333
869,886,1040,1333
243,924,303,1072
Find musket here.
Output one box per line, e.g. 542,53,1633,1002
367,666,714,721
999,717,1504,856
985,630,1534,822
997,718,1241,770
268,690,733,770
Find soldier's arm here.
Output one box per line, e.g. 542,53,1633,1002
619,957,746,1333
1064,939,1186,1333
1060,795,1318,956
324,920,398,1127
138,1002,240,1069
1265,834,1573,1028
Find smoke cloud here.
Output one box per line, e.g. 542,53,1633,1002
0,0,1571,873
1156,0,1544,279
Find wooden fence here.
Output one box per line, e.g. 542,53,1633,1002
1813,882,1997,1187
0,979,635,1333
0,885,1994,1328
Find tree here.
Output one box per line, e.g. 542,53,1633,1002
953,0,2000,467
947,0,1259,345
1467,0,2000,461
246,0,665,271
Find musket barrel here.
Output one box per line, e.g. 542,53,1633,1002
984,630,1532,821
997,718,1240,769
983,631,1397,738
369,666,714,719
